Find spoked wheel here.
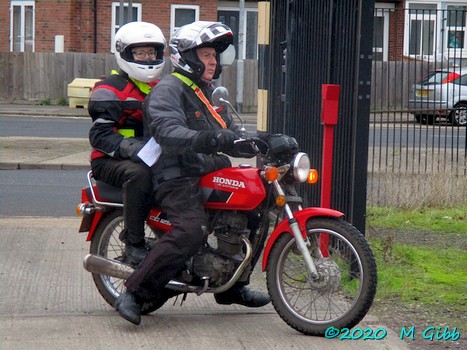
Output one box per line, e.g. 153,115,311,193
89,210,171,314
266,217,377,336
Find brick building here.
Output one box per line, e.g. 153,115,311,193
2,1,259,55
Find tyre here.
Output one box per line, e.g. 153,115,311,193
266,217,377,336
418,114,434,125
89,210,170,314
449,103,467,126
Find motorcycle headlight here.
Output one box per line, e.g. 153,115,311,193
292,152,310,183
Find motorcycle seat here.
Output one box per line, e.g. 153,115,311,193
85,181,123,205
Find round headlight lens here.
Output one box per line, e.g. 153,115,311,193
292,152,310,182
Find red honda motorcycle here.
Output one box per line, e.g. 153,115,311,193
77,87,377,336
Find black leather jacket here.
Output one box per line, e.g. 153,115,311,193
143,73,239,185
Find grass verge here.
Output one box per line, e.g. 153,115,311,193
366,206,467,329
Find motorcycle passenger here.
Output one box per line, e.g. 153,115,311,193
115,21,270,325
88,21,166,266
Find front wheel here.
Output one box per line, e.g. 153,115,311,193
89,210,171,314
266,217,377,336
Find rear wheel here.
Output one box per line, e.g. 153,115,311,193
89,210,171,314
266,217,377,336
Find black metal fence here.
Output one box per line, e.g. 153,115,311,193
369,7,467,207
264,0,374,234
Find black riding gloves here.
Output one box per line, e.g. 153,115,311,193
193,129,237,154
215,129,237,152
118,137,146,162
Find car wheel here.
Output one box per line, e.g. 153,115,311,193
450,103,467,126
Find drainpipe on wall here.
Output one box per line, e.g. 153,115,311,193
93,0,97,53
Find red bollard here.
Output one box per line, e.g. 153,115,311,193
320,84,340,257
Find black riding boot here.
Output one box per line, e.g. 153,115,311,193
215,285,270,308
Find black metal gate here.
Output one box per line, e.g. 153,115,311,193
260,0,375,234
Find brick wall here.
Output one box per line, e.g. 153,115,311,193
0,0,219,53
388,1,405,61
0,1,11,52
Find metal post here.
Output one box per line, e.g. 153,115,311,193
320,84,340,257
128,0,133,22
236,0,245,113
119,1,124,27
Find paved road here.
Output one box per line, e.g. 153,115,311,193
0,217,408,350
0,115,90,138
0,169,88,216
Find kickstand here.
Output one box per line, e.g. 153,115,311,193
172,292,188,306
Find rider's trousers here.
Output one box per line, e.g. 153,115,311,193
91,157,152,246
124,177,206,301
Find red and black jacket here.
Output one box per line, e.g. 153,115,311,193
88,71,156,161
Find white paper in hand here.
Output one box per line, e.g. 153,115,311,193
137,137,161,167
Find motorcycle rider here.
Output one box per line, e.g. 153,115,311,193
115,21,270,325
88,21,166,266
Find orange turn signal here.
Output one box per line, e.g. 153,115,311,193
307,169,319,184
264,166,279,182
76,203,85,216
275,195,286,207
76,203,94,216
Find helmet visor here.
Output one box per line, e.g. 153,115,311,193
124,44,164,65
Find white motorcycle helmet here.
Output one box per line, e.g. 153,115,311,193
169,21,234,80
114,21,166,83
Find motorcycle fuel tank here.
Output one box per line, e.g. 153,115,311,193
200,167,266,210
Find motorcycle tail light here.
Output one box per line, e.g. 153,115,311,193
307,169,319,184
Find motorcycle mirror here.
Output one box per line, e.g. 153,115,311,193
220,45,236,66
212,86,229,107
212,86,247,139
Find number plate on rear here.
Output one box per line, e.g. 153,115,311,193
416,90,430,97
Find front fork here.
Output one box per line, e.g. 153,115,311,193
272,180,320,280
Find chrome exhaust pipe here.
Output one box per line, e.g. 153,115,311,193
83,254,135,280
83,254,202,292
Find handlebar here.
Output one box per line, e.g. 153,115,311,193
232,137,268,159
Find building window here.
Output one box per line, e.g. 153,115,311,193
111,2,142,52
218,6,258,59
170,5,199,35
406,4,437,57
10,1,35,52
447,6,466,49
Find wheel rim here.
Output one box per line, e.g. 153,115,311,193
96,217,158,299
275,228,364,324
96,217,127,298
455,107,467,126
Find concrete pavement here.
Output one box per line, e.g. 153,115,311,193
0,217,410,350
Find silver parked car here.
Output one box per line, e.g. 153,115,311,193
408,68,467,126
